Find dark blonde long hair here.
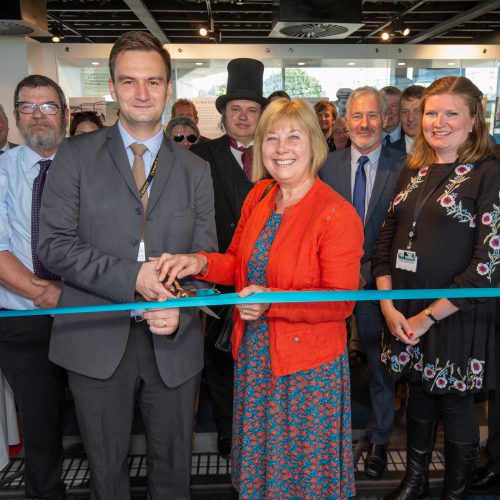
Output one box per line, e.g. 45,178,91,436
408,76,493,169
252,98,328,182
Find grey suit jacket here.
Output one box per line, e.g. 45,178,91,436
38,124,217,387
319,145,404,286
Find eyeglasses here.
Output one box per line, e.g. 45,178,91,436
16,102,61,115
173,134,198,144
332,128,349,136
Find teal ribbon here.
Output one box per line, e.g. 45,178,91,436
0,288,499,318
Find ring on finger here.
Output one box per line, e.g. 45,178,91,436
163,318,167,327
243,309,249,314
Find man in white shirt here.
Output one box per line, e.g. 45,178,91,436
398,85,425,153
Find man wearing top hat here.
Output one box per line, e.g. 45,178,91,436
191,58,267,458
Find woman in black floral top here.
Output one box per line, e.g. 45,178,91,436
373,76,500,500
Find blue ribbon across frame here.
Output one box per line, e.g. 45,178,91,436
0,288,499,318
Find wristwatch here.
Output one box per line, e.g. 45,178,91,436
424,307,439,324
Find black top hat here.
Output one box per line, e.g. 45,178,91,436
215,58,268,113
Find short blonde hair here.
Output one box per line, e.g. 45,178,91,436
408,76,493,169
252,98,328,182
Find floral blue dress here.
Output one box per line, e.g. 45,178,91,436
231,211,355,499
373,160,500,394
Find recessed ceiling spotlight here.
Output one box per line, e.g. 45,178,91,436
199,27,208,37
381,31,390,41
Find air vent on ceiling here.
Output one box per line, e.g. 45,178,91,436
0,0,50,37
269,0,363,40
271,22,362,39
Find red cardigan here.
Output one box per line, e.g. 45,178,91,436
199,178,364,377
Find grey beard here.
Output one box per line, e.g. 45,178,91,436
23,125,65,153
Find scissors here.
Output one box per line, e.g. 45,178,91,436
171,278,221,319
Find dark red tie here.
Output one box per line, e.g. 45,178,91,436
31,160,59,280
229,137,253,181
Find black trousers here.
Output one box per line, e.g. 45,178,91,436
408,381,479,443
0,315,65,499
204,307,234,439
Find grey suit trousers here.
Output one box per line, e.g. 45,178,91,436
68,321,200,500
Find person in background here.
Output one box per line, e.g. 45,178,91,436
314,99,337,152
267,90,290,102
171,98,210,142
69,110,104,136
156,98,364,498
332,116,351,150
391,85,425,153
0,74,68,500
381,85,403,147
0,104,18,153
320,86,404,481
190,57,267,459
373,76,500,500
165,116,200,149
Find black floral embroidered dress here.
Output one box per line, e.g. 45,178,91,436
373,158,500,395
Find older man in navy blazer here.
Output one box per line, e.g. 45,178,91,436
320,86,404,480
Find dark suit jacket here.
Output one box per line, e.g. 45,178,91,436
191,134,253,254
38,124,217,387
319,145,405,286
389,133,407,153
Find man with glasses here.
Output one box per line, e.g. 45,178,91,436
0,74,68,499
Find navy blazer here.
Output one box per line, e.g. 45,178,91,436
319,145,405,286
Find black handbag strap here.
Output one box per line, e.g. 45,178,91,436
258,180,277,202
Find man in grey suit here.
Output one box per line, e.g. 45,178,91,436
319,86,404,480
39,31,217,500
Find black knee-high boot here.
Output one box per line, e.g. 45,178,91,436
440,439,480,500
384,416,438,500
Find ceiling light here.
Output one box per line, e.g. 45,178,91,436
297,62,305,66
199,27,208,37
401,27,410,36
195,62,203,66
91,61,99,66
448,62,456,66
381,31,390,41
398,62,406,66
51,24,64,43
347,62,355,66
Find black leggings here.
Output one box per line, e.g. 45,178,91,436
407,382,479,443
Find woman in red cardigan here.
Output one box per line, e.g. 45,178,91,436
157,98,364,499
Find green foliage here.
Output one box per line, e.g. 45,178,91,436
264,69,324,98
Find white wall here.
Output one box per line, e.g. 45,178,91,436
0,37,30,144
